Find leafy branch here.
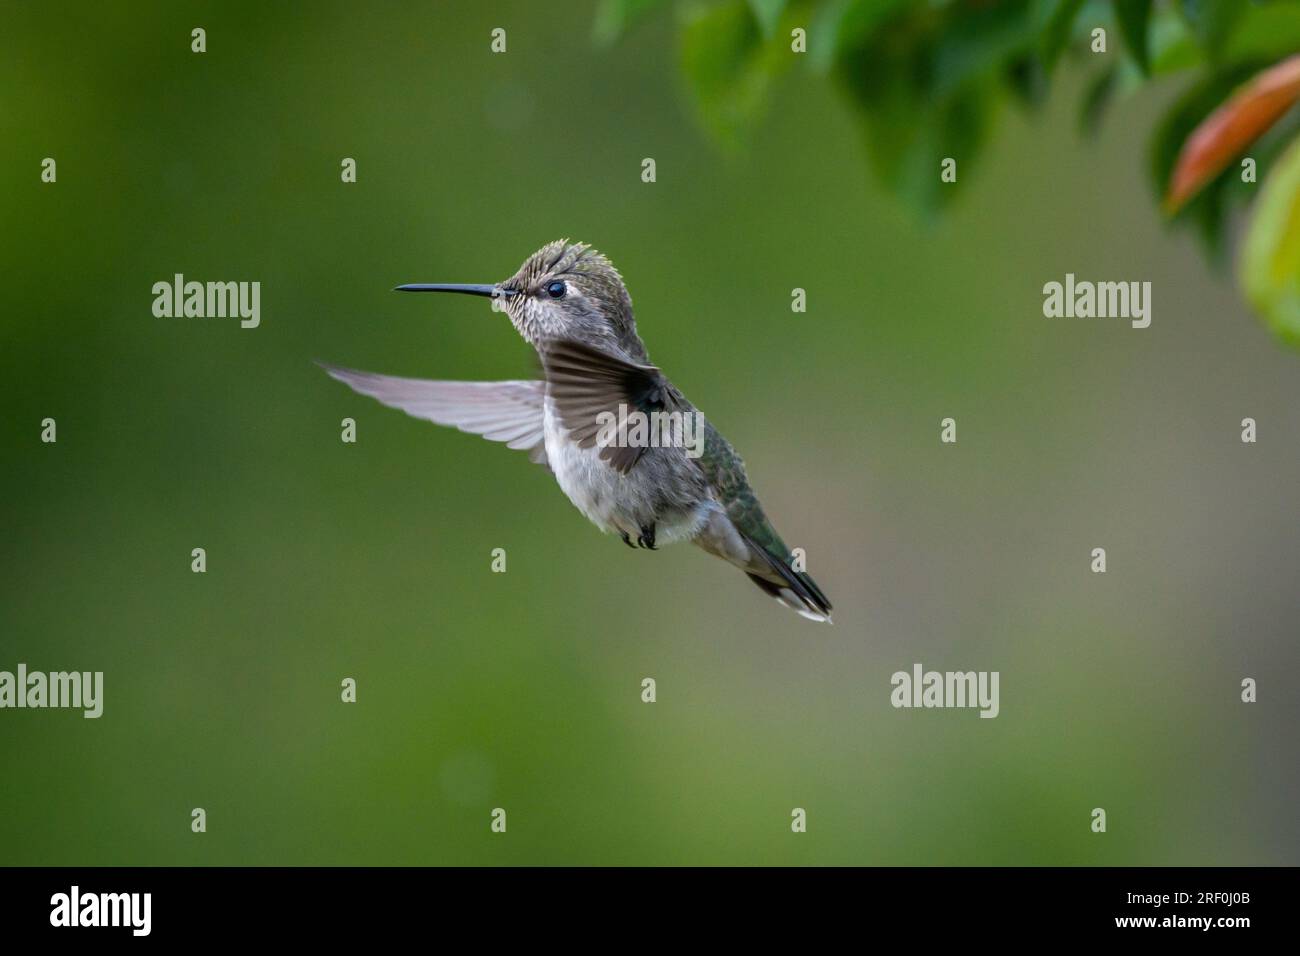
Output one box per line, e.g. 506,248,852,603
597,0,1300,347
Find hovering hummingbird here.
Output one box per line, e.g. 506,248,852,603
321,240,832,622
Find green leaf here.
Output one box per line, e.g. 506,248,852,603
592,0,667,48
808,0,855,73
837,47,998,213
828,0,916,62
1114,0,1153,74
679,0,772,148
889,84,997,215
1078,66,1118,137
1005,52,1047,111
1177,0,1248,61
1148,7,1202,76
829,1,1036,214
1226,1,1300,63
932,0,1039,99
747,0,788,38
1241,133,1300,346
1041,0,1086,75
1189,170,1231,259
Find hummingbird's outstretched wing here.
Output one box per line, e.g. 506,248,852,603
540,338,676,475
318,362,548,466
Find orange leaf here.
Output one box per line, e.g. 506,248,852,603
1165,54,1300,214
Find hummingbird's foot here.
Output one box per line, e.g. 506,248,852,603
637,523,657,550
620,531,636,549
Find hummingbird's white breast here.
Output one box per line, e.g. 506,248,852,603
542,397,707,546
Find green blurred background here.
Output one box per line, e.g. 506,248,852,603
2,0,1297,865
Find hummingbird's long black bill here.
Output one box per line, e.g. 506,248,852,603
393,283,515,298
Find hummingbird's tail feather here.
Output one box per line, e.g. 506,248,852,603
740,534,834,624
692,507,832,623
745,573,831,624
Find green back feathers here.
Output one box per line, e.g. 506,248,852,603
696,420,789,558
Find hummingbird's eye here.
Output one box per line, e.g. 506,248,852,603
545,280,566,299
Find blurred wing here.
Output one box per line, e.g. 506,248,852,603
319,362,548,466
540,339,673,475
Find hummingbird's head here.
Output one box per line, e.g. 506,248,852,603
396,240,637,351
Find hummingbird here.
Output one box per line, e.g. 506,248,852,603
321,240,832,622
